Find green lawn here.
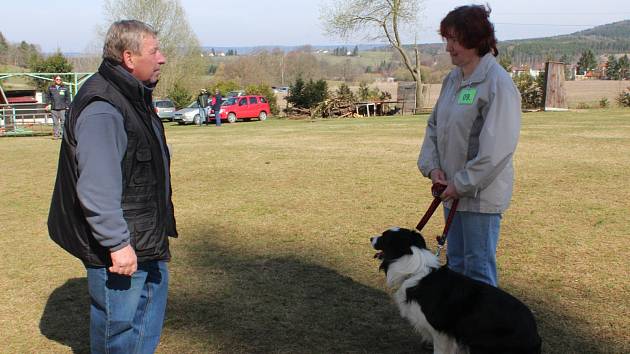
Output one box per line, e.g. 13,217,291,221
0,110,628,353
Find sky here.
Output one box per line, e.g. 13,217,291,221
1,0,629,53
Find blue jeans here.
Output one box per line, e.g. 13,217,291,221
213,108,221,126
445,209,501,287
87,261,169,354
198,107,206,125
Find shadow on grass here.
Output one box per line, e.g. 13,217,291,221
38,226,623,353
39,277,90,354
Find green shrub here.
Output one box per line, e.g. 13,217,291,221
287,77,328,109
513,72,543,110
167,82,192,109
616,87,630,108
208,81,240,96
576,102,590,109
599,98,610,108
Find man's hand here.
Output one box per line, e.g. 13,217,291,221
109,244,137,276
44,104,51,112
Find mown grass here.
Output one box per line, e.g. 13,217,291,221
0,109,629,353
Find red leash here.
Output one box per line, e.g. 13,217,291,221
415,183,459,257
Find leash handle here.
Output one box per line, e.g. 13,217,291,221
415,183,447,232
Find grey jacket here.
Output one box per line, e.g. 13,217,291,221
418,53,521,213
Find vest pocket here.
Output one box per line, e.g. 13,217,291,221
131,148,156,186
124,204,157,252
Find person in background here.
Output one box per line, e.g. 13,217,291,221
46,75,71,139
417,4,521,287
211,88,222,126
197,89,209,125
47,20,177,353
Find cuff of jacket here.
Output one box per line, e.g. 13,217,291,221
109,239,130,252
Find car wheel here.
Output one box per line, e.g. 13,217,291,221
258,111,267,121
227,113,237,123
193,114,201,125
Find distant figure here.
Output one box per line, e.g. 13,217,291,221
211,88,222,126
48,20,177,353
46,75,71,139
197,89,208,125
417,5,521,287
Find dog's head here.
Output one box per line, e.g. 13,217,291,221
370,227,428,273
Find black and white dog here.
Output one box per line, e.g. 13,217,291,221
371,227,541,354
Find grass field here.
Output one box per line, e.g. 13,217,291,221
1,110,629,353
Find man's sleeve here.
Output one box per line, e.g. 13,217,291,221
75,101,130,251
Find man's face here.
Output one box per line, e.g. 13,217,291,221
127,34,166,84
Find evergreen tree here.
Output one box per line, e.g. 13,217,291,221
577,50,597,75
498,53,512,72
0,32,7,54
619,54,630,79
358,82,370,101
352,45,359,56
336,83,355,101
606,55,620,80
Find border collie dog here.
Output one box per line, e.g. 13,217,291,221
371,227,541,354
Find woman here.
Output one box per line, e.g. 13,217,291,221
418,5,521,287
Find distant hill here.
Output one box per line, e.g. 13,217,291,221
498,20,630,65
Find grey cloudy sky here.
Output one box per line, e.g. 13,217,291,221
1,0,629,52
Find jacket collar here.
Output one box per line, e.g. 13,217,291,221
451,52,497,87
98,59,154,106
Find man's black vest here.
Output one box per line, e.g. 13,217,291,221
47,59,177,267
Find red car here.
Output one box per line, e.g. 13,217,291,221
211,95,270,123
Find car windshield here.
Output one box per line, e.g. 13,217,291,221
222,97,237,106
187,101,199,108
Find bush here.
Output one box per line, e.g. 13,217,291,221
576,102,590,109
599,98,610,108
513,72,544,110
336,83,355,102
616,87,630,107
168,83,192,109
286,77,328,109
208,81,240,96
245,84,279,115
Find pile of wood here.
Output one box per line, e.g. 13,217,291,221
285,97,358,118
312,97,357,118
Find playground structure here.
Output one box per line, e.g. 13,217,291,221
0,72,94,136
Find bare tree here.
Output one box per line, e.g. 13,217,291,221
321,0,425,112
102,0,205,97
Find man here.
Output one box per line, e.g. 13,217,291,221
211,88,222,126
48,20,177,353
197,89,209,125
46,75,71,139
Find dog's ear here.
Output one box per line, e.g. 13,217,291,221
410,230,428,250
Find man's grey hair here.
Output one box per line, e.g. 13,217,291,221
102,20,158,63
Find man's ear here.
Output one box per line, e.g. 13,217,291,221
121,50,135,71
